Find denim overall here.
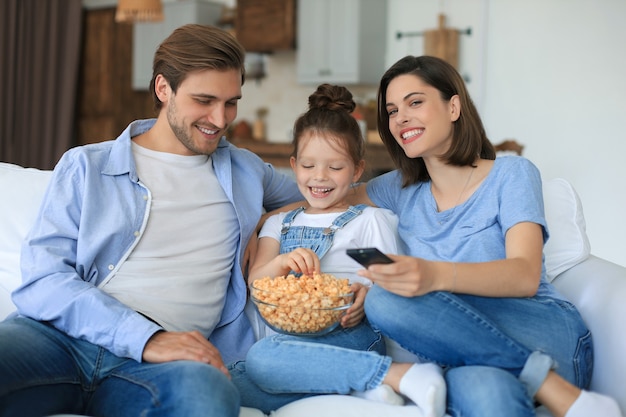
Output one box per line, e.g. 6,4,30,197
279,204,368,263
272,204,386,357
227,204,389,410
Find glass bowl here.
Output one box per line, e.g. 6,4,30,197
249,274,354,337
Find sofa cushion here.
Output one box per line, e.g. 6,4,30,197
542,178,591,281
0,163,52,319
268,395,425,417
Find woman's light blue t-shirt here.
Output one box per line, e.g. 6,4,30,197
367,156,561,298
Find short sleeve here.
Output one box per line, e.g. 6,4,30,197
366,170,403,211
497,157,549,243
258,212,285,242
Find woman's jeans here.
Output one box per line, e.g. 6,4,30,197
0,317,239,417
364,285,594,417
229,320,388,414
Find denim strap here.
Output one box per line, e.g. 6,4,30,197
280,204,368,260
280,206,307,235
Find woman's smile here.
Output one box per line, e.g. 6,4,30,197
400,127,424,144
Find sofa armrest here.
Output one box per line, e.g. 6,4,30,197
551,255,626,412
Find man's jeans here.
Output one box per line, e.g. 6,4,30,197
0,317,239,417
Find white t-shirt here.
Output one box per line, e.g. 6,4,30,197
102,143,239,337
259,206,401,285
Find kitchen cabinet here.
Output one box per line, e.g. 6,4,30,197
236,0,295,52
78,8,154,145
296,0,387,85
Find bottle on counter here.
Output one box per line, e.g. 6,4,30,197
352,104,367,141
253,107,268,141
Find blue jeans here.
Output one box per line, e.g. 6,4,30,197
364,285,594,417
229,321,387,414
0,317,240,417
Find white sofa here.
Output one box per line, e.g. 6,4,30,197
1,161,625,417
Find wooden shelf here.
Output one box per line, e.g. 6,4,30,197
230,139,395,180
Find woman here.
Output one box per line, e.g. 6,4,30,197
349,55,622,417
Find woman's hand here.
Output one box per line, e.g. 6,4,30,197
356,222,545,299
341,282,368,328
358,254,443,297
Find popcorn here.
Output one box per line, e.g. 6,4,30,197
250,273,353,334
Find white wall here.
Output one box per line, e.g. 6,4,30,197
480,0,626,268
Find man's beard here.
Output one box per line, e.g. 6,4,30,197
166,99,220,156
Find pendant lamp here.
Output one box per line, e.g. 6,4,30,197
115,0,164,23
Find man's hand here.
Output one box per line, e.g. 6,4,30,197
243,232,259,277
142,330,229,377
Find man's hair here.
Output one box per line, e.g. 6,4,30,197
149,24,246,110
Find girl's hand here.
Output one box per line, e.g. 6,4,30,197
358,254,441,297
280,248,320,276
341,282,368,328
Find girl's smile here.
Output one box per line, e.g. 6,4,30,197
290,133,363,214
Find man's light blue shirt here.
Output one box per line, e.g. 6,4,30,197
13,119,302,363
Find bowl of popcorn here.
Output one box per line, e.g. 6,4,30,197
249,273,354,337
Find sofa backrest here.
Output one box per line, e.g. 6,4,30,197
0,163,52,319
0,162,592,320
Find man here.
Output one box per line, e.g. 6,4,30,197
0,24,301,416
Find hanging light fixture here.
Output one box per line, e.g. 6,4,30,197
115,0,164,23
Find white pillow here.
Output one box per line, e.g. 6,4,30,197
542,178,590,281
0,162,52,319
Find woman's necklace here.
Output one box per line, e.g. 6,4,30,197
435,167,475,224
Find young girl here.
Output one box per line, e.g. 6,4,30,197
348,55,623,417
229,84,447,417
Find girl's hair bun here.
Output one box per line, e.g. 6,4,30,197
291,83,364,165
308,83,356,114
